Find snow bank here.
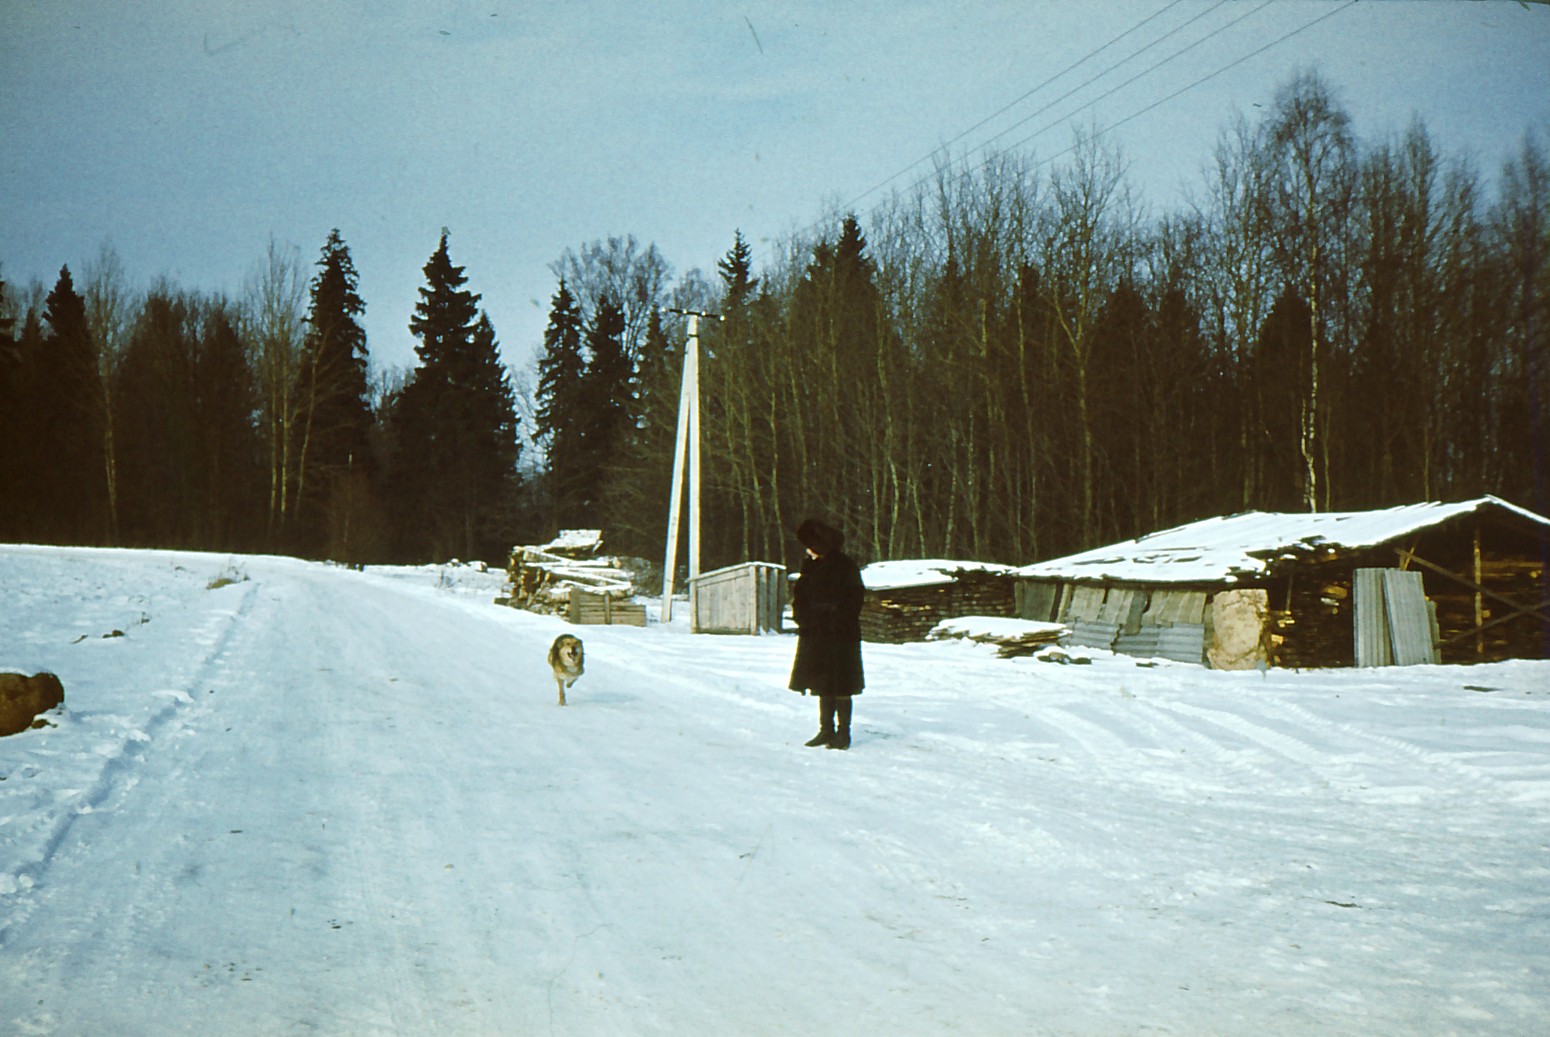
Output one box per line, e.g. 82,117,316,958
2,544,1548,1036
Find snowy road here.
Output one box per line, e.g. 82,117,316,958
2,547,1548,1035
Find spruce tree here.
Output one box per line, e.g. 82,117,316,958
194,303,262,549
610,307,678,556
578,294,633,523
717,229,759,309
785,215,888,537
40,266,106,542
534,278,588,528
303,229,375,555
392,232,521,561
409,231,481,374
706,232,768,564
452,311,522,555
115,290,203,547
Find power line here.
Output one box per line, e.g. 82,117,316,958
955,0,1240,170
839,0,1193,215
788,0,1247,265
1024,0,1361,172
761,0,1360,272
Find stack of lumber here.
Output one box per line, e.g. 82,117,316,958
859,563,1016,644
499,529,643,617
567,589,647,627
1273,554,1358,668
927,616,1067,657
1430,554,1548,663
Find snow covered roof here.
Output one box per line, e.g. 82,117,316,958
1013,496,1550,586
861,559,1016,592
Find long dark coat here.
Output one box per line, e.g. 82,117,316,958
787,549,866,697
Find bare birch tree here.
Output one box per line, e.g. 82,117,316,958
1041,130,1133,540
1263,70,1356,511
243,239,309,547
83,243,135,541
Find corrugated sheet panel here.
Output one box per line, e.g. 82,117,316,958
1353,568,1392,667
1067,619,1120,650
1384,569,1435,666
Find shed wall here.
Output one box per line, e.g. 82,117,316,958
692,562,786,634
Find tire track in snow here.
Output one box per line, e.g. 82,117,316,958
1150,697,1375,794
297,570,472,1037
1269,696,1514,801
0,579,259,931
1124,696,1286,792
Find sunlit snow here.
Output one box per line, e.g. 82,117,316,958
3,545,1547,1036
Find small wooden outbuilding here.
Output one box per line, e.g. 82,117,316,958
690,562,786,634
859,560,1017,644
1012,496,1550,669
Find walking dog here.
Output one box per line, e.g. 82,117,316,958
547,634,585,706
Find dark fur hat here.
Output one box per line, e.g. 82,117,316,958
796,518,843,554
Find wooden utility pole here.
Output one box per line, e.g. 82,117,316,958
662,312,717,623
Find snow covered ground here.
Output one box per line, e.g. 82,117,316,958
2,544,1547,1037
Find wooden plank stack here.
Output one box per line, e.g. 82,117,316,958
567,589,647,627
1429,551,1547,662
859,569,1016,644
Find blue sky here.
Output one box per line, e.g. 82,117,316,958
3,1,1547,377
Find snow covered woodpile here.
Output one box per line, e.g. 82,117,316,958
859,560,1017,644
1012,496,1550,669
500,529,648,617
926,616,1067,657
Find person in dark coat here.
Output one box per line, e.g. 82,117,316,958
788,517,865,749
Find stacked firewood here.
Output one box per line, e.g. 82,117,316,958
1272,555,1357,668
859,569,1016,644
499,530,644,615
1427,554,1547,663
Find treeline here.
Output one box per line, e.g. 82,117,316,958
4,72,1547,572
540,72,1548,569
0,230,526,563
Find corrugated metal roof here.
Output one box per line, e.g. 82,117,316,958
1013,496,1550,585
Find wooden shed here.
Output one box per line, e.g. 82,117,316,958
859,560,1017,644
691,562,786,634
1012,496,1550,669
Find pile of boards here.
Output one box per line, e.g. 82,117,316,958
499,529,647,625
859,564,1016,644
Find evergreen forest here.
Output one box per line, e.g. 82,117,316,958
3,74,1546,572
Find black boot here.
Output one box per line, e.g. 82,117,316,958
827,698,853,750
805,696,836,747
